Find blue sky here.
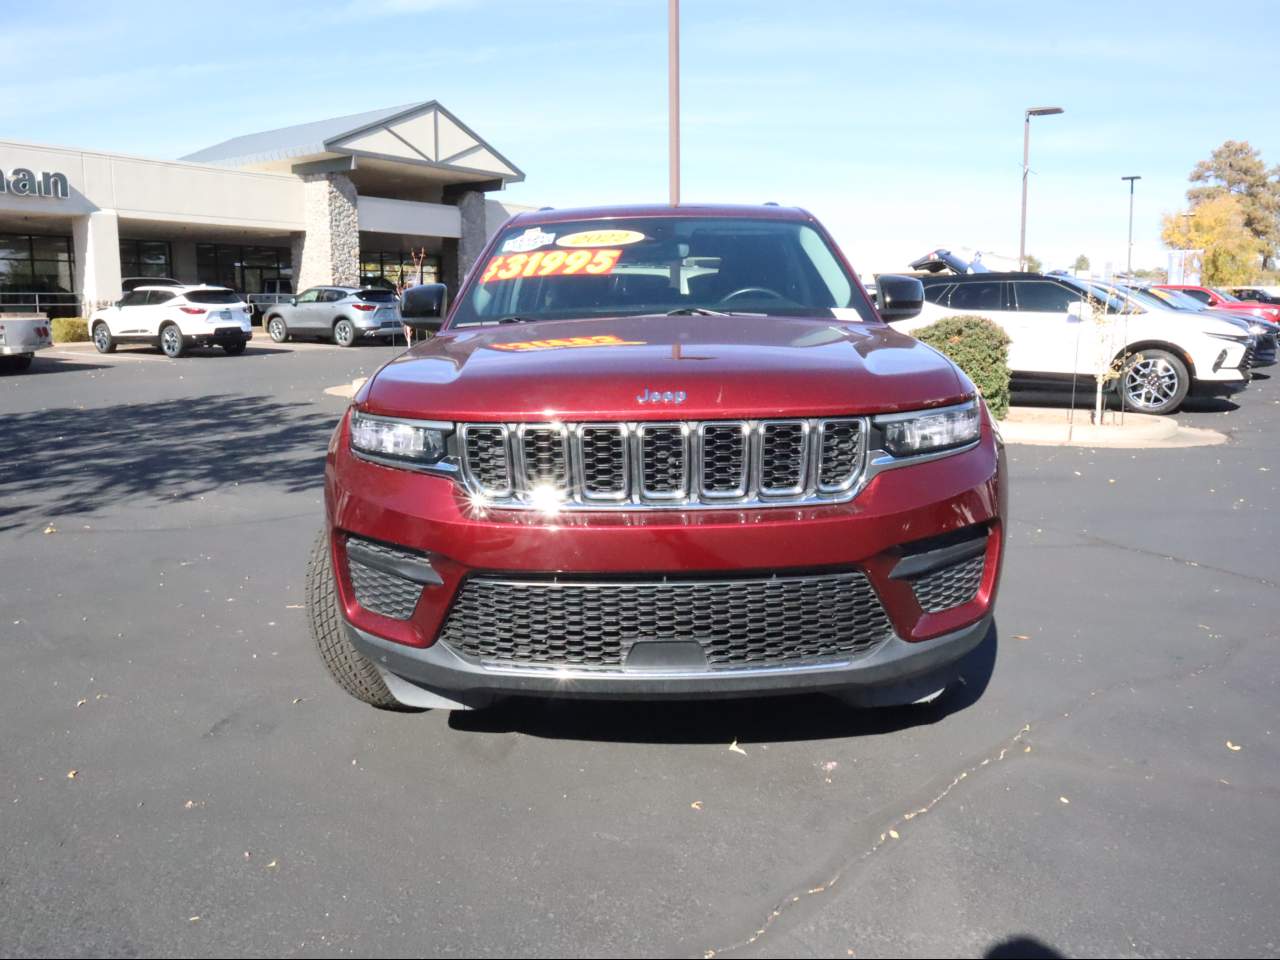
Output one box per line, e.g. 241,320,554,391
4,0,1276,274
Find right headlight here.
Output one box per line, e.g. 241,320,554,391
349,410,453,468
875,400,981,458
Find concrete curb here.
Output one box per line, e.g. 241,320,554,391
999,406,1227,448
323,377,367,400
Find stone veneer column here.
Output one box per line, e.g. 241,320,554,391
453,190,488,290
294,173,359,289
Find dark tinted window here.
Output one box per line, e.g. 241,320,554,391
356,289,396,302
185,289,241,305
1180,288,1212,304
947,281,1003,311
118,291,149,308
920,279,953,304
146,290,177,305
1012,280,1079,313
320,289,347,303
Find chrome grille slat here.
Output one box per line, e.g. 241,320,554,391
459,417,868,509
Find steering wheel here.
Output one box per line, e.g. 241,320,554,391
719,286,786,304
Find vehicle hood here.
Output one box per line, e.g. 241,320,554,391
361,314,970,422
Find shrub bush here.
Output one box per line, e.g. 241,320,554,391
912,314,1012,420
51,317,90,343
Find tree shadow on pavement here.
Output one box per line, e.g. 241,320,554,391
0,393,336,532
449,625,998,744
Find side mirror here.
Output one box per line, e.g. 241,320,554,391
1066,301,1087,323
401,283,449,333
875,274,924,322
289,297,297,306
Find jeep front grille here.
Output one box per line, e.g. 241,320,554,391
438,571,893,671
458,417,867,510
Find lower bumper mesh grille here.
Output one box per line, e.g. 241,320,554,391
346,540,425,620
438,572,894,671
911,554,985,613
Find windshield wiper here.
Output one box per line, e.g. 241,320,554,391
666,307,730,316
497,315,531,324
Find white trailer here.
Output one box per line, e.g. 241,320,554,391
0,313,53,373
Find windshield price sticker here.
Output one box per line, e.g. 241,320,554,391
479,248,623,283
490,334,647,352
556,229,646,248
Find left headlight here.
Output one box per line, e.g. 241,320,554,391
349,411,452,467
876,400,981,458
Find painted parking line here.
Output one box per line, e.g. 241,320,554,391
43,347,169,363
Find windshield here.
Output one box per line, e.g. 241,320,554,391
450,216,874,326
1062,279,1137,314
1211,288,1242,303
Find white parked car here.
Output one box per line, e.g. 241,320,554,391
90,285,252,358
886,271,1253,415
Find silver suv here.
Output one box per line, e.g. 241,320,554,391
263,287,402,347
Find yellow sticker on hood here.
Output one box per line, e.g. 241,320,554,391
556,229,646,248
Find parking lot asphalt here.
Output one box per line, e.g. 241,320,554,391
1,344,1278,959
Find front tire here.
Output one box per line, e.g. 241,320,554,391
92,322,117,354
306,531,411,711
333,318,356,348
1120,349,1189,415
267,315,289,343
159,323,185,359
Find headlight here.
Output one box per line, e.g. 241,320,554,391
350,411,451,466
1248,322,1267,336
876,401,981,457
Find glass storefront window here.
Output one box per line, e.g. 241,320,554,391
360,250,440,290
119,239,172,279
0,233,75,292
195,243,293,294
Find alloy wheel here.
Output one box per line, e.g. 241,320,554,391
1124,357,1179,410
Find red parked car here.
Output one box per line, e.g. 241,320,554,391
308,204,1006,712
1155,284,1280,324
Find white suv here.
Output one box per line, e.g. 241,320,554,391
887,272,1252,415
90,285,252,358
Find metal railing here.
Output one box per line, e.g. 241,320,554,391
0,292,82,318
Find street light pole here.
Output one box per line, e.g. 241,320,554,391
1122,175,1141,276
1019,106,1064,271
668,0,680,207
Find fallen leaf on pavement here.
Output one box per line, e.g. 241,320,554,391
690,801,703,811
43,525,56,535
66,769,78,779
1013,634,1030,641
1227,741,1242,751
75,699,87,708
1059,796,1070,804
888,829,900,839
728,740,747,756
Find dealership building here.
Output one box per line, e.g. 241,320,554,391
0,100,529,316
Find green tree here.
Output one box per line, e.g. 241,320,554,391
1023,254,1043,273
1187,141,1280,267
1162,194,1264,285
1073,254,1090,275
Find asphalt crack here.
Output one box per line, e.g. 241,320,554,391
701,722,1033,959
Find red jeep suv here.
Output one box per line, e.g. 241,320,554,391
308,205,1006,711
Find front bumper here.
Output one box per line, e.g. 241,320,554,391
349,612,994,709
325,411,1006,706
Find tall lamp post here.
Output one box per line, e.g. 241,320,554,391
1121,175,1141,276
1019,106,1064,270
668,0,680,206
